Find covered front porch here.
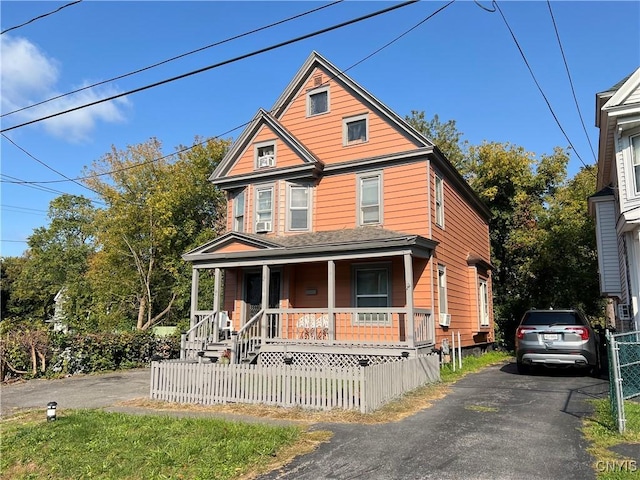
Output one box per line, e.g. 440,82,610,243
181,228,438,366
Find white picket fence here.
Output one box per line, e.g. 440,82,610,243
150,355,440,413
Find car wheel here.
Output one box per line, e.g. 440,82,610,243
516,362,530,375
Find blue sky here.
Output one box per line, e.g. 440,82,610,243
1,0,639,258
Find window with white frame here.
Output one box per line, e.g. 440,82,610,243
343,114,368,145
288,185,310,231
233,189,245,232
255,142,276,169
632,135,640,195
438,265,448,314
478,278,490,327
358,173,381,225
435,175,444,228
353,264,390,324
255,186,273,232
307,87,329,116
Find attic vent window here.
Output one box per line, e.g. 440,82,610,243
307,86,329,117
313,74,322,86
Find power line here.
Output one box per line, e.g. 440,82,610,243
0,173,105,206
545,0,597,163
2,133,103,197
1,1,344,118
0,1,417,134
492,1,590,172
0,0,448,187
1,1,83,35
2,204,48,213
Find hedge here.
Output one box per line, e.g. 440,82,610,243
0,330,180,381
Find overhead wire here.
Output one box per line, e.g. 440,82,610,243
0,1,417,134
0,0,83,35
1,0,449,186
1,0,345,118
490,1,591,173
545,0,597,163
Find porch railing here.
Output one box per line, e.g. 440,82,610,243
230,309,263,364
265,308,433,347
180,310,220,360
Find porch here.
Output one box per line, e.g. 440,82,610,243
181,306,434,366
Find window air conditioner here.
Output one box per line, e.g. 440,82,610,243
439,313,451,327
255,221,271,233
617,304,632,320
257,155,274,168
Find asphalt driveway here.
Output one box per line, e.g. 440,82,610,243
1,362,609,479
259,362,609,480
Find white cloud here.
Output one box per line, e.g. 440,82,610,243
1,35,130,143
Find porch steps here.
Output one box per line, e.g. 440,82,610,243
198,341,261,364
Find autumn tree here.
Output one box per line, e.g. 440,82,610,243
83,137,229,330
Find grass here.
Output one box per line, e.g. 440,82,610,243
0,351,511,480
583,399,640,479
0,410,321,480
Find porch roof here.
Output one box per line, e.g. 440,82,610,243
183,227,437,268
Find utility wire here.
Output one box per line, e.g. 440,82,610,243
0,1,417,134
1,1,344,118
0,173,104,205
492,1,590,171
546,0,597,163
1,0,449,186
1,1,83,35
2,133,104,199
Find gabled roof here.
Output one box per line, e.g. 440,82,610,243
270,51,434,148
183,227,438,267
210,108,323,186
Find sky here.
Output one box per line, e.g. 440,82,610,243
1,0,639,258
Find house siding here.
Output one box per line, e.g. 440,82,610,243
278,67,419,165
594,199,623,295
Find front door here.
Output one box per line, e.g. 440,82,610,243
244,271,281,336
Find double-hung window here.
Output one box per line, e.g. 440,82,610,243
307,87,329,116
359,173,381,225
353,264,390,324
478,278,490,327
632,135,640,195
289,185,310,231
344,114,368,145
435,175,444,228
233,189,245,232
255,186,273,232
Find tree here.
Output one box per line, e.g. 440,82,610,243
405,110,468,171
83,137,229,330
6,195,96,330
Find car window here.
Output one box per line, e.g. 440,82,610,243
520,311,586,326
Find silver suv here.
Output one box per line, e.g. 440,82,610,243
515,309,600,375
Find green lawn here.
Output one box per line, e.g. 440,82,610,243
1,410,302,480
583,399,640,479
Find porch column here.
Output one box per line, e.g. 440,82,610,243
327,260,335,341
404,253,415,348
190,267,200,328
260,264,270,341
213,267,222,339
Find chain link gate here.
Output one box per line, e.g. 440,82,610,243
607,330,640,433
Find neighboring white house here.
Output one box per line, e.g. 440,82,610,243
590,67,640,332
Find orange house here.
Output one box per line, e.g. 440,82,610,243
181,52,494,366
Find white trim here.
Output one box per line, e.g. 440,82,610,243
478,278,490,327
352,262,392,325
435,174,445,228
438,264,448,316
233,189,246,233
254,184,274,233
287,184,311,231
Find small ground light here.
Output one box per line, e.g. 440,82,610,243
47,401,57,421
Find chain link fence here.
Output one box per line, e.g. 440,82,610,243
607,330,640,433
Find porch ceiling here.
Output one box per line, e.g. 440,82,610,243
183,227,437,267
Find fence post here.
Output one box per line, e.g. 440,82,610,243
180,333,186,360
608,333,626,433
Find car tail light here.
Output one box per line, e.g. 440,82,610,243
566,327,589,340
516,327,535,339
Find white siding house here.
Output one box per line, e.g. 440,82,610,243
590,67,640,332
